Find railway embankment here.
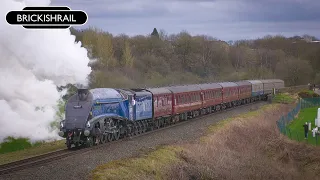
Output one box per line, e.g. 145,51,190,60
91,98,320,180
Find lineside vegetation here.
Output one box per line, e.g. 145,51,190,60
91,98,320,180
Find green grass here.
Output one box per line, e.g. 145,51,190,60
273,93,295,104
287,107,320,145
0,139,65,165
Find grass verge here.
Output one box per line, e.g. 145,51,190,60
90,146,183,180
90,103,286,179
287,107,320,145
91,102,320,180
0,140,65,165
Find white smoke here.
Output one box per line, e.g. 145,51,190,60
0,0,92,142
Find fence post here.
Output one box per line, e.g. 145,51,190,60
288,128,292,139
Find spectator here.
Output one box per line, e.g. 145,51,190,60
303,122,308,139
312,127,317,137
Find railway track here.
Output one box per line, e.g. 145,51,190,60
0,99,268,176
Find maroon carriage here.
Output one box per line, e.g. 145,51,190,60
217,82,239,108
235,81,252,104
197,83,223,113
165,85,202,120
147,87,173,118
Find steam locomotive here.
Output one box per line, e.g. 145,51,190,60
58,79,284,149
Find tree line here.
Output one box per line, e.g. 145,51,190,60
70,27,320,89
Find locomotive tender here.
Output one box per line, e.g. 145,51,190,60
58,79,284,149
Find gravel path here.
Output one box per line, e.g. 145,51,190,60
1,102,267,180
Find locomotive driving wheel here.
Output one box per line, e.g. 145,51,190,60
107,133,113,142
113,120,120,140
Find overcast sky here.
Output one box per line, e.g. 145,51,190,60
51,0,320,41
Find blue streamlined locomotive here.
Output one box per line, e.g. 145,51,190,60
59,79,285,149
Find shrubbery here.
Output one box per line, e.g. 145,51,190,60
298,90,320,98
0,137,43,154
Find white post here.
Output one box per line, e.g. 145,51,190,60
308,122,312,131
316,108,320,127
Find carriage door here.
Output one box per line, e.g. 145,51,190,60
128,94,135,121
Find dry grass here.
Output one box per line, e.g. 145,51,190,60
91,103,320,180
90,146,183,180
170,104,320,180
0,140,65,165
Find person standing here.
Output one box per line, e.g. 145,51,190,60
303,122,309,139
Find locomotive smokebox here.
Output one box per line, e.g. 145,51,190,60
77,88,89,101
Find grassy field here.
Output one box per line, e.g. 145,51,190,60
287,107,320,145
0,140,65,165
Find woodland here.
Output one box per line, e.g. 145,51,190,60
63,27,319,95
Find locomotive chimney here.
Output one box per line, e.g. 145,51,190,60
77,88,89,101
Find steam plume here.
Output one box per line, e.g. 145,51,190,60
0,0,92,142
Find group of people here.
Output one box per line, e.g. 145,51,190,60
303,122,319,139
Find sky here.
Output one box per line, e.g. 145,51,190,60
50,0,320,41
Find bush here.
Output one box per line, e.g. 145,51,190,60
0,137,44,154
298,90,320,98
0,137,32,154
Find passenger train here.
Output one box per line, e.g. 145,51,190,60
58,79,284,149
